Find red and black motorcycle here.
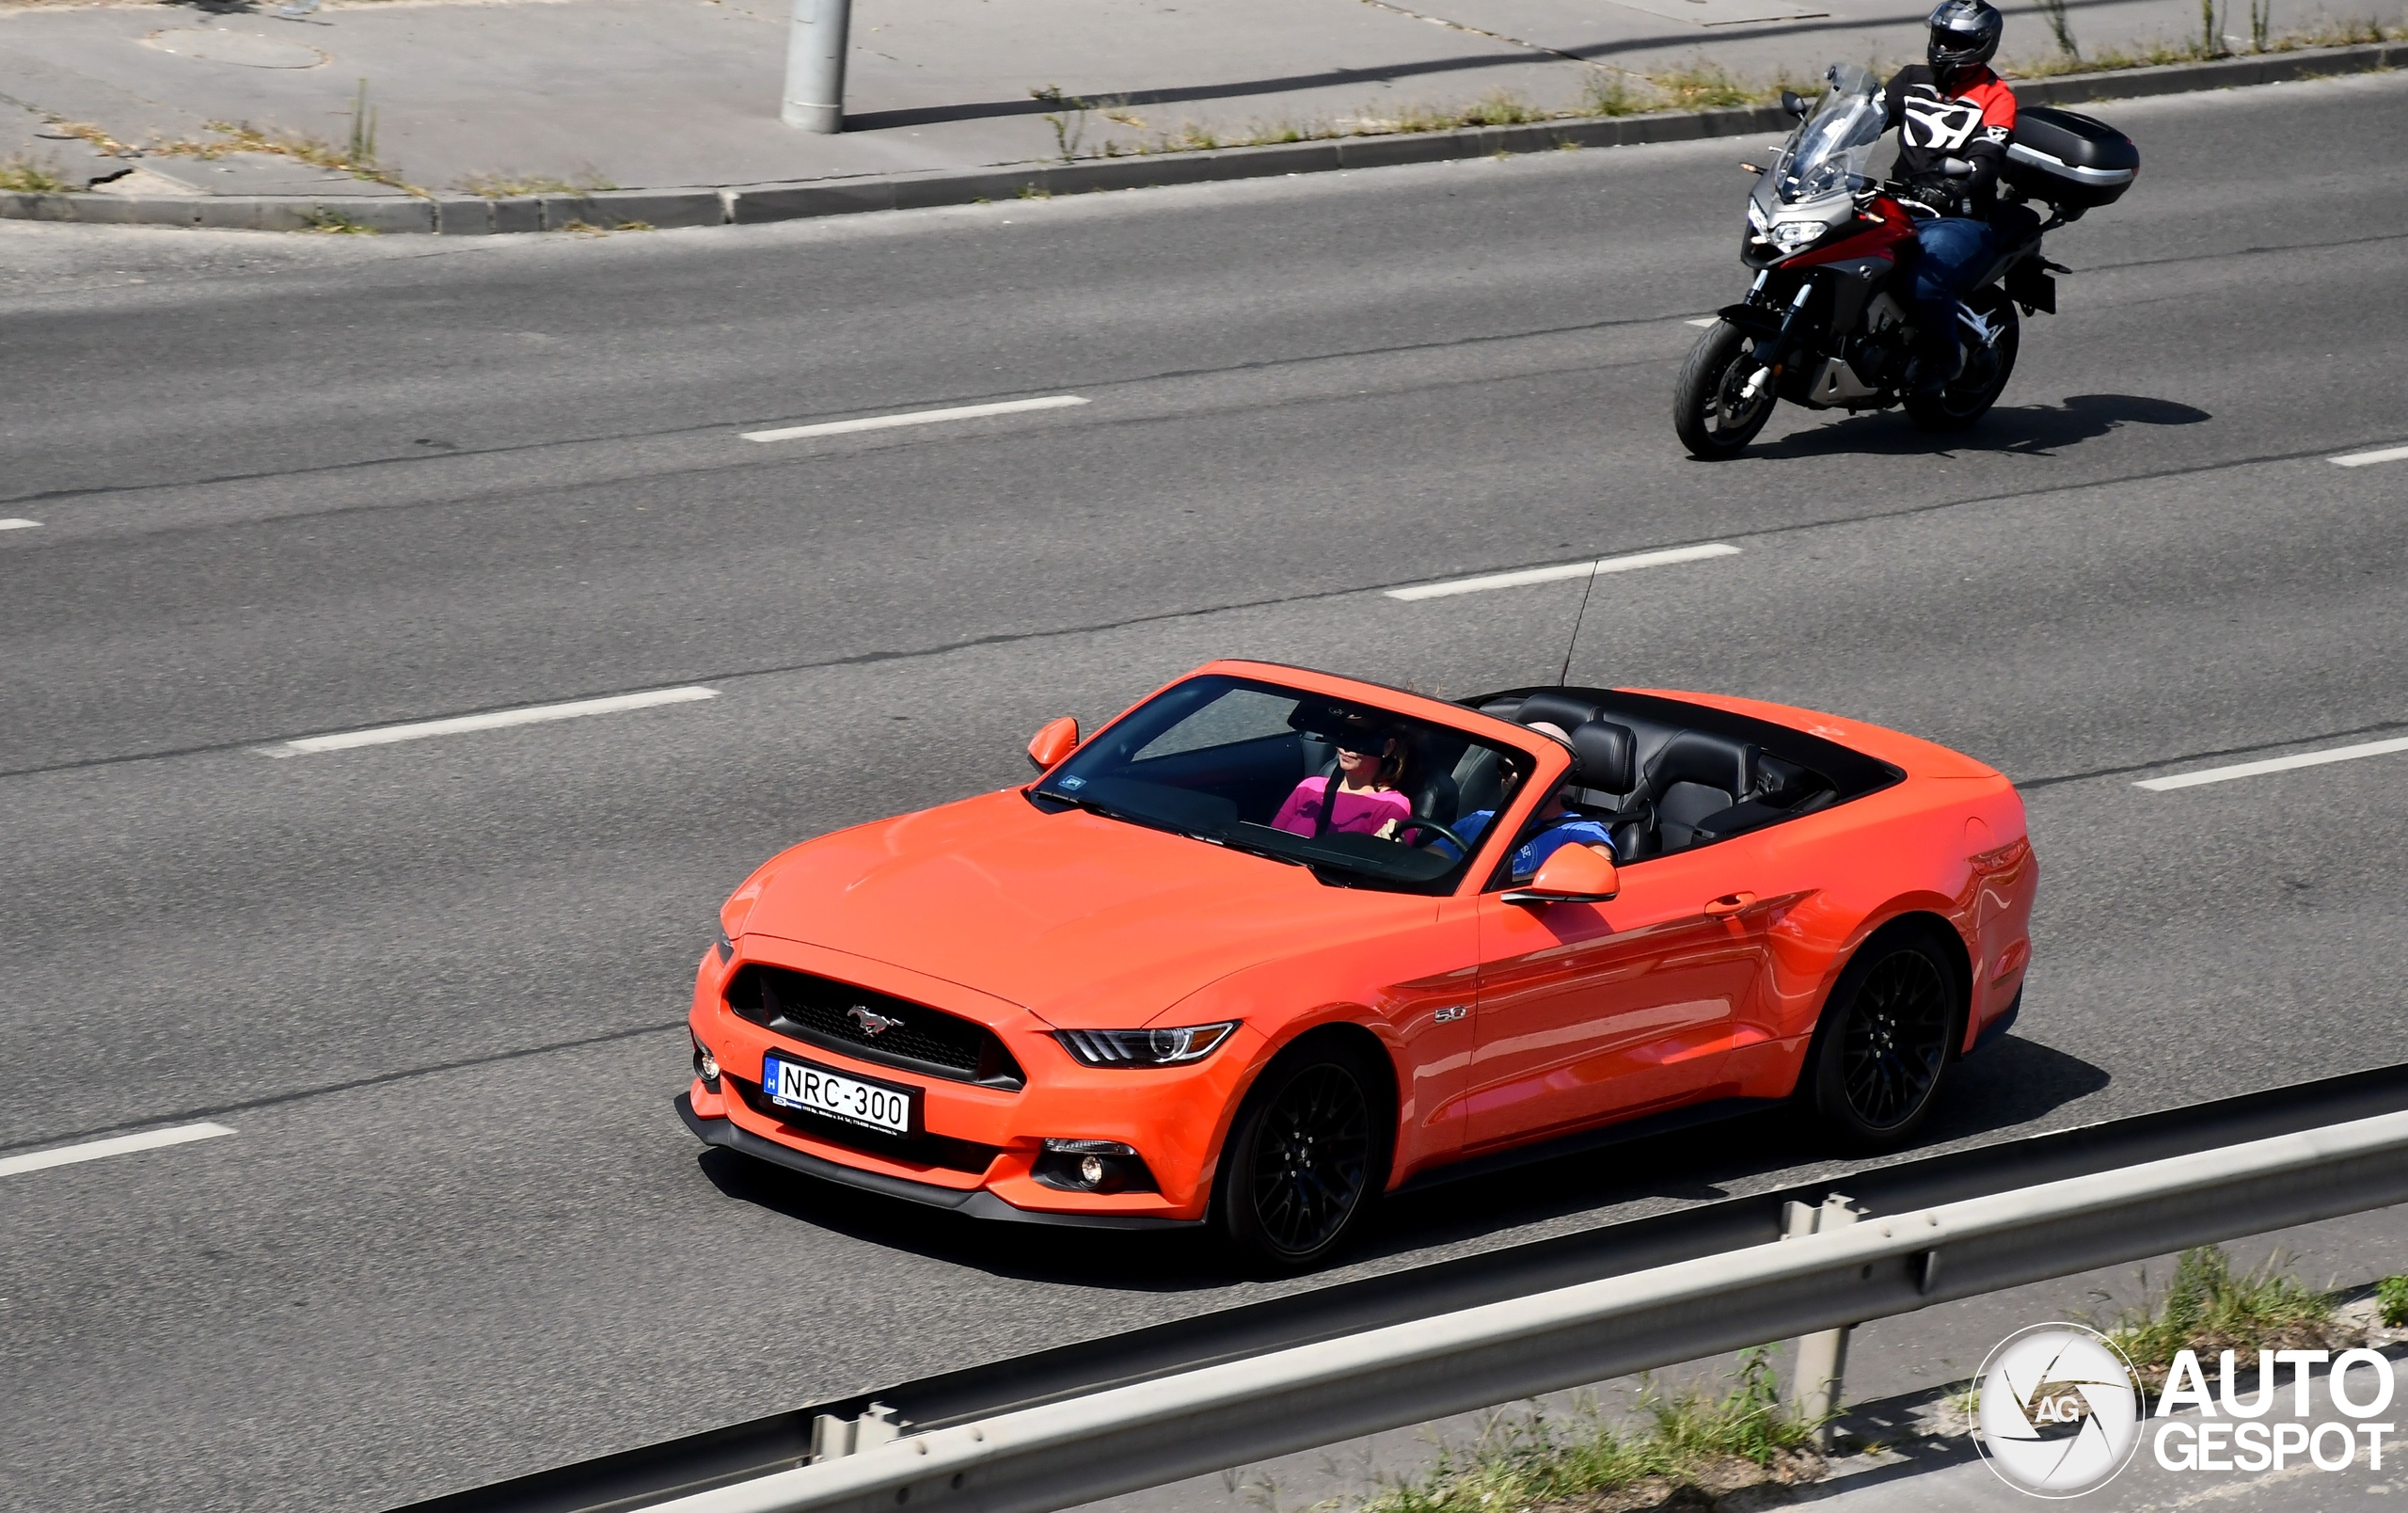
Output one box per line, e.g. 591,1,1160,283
1672,64,2138,457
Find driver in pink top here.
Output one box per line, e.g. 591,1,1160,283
1269,722,1415,839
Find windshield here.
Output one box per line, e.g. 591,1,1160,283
1031,675,1529,893
1757,62,1885,210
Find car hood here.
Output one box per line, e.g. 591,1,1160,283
739,788,1434,1028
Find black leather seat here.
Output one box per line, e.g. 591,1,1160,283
1512,691,1605,733
1629,730,1760,853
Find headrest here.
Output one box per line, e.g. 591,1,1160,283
1568,721,1637,792
1513,691,1604,733
1644,729,1758,797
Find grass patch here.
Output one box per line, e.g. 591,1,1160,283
1355,1350,1821,1513
2107,1247,2347,1387
0,154,73,193
300,205,376,234
453,171,620,198
2376,1275,2408,1328
2004,13,2404,73
1649,61,1756,109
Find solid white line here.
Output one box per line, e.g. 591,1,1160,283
2135,735,2408,791
2331,444,2408,468
742,395,1089,443
270,686,718,755
1385,543,1743,601
0,518,40,531
0,1123,235,1179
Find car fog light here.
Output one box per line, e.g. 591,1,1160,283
1036,1138,1151,1195
1042,1139,1136,1155
1079,1155,1105,1185
692,1035,721,1086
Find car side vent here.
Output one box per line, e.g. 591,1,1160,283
726,965,1026,1091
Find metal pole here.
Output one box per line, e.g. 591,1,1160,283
1784,1193,1861,1448
782,0,849,133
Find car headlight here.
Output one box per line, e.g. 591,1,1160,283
1054,1023,1237,1067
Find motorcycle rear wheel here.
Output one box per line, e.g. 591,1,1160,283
1905,291,2020,432
1672,320,1775,459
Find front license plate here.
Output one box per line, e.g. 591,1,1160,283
761,1054,917,1138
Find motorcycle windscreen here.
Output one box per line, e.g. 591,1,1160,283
1754,63,1886,222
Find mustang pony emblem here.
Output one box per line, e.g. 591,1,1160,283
848,1006,903,1036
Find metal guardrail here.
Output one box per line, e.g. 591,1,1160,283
397,1063,2408,1513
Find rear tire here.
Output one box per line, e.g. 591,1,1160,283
1905,290,2019,432
1673,320,1777,459
1213,1042,1388,1272
1806,926,1963,1150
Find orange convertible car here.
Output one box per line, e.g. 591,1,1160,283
680,661,2036,1267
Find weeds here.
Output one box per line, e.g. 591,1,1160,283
153,119,418,193
2108,1247,2343,1385
2035,0,2081,56
2248,0,2273,49
0,154,73,193
345,78,378,167
1030,84,1091,161
2377,1275,2408,1329
300,205,375,233
453,171,620,198
1354,1350,1819,1513
1579,71,1652,116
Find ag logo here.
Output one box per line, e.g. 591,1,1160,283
1975,1324,2144,1497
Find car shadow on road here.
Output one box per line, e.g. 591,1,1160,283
695,1034,2110,1288
1750,392,2211,460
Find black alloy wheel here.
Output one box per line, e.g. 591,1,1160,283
1905,290,2020,432
1808,931,1960,1149
1672,319,1779,459
1217,1049,1383,1270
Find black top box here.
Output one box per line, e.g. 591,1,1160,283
2004,104,2140,210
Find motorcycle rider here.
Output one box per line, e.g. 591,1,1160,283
1883,0,2016,394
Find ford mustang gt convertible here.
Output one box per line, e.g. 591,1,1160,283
680,660,2036,1268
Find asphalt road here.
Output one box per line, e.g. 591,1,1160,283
2,71,2404,1513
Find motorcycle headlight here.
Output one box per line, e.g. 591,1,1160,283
1747,199,1769,231
1054,1023,1237,1067
1769,216,1826,252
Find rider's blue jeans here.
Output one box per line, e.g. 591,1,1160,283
1910,216,1996,337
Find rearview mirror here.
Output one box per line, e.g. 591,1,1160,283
1781,89,1811,119
1026,716,1080,772
1500,845,1619,906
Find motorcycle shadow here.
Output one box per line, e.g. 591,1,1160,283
1756,392,2210,458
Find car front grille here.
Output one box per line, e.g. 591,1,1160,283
725,964,1026,1090
728,1075,1003,1175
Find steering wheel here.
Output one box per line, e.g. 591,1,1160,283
1388,817,1473,855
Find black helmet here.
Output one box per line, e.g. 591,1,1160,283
1926,0,2003,82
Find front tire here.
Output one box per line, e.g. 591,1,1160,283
1214,1043,1387,1272
1905,290,2019,432
1806,927,1962,1150
1673,320,1777,459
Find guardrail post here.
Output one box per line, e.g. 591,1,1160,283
809,1402,897,1459
782,0,851,132
1782,1194,1862,1448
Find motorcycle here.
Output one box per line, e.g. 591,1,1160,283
1672,62,2139,457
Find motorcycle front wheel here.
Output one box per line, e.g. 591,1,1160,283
1905,290,2020,432
1672,320,1776,459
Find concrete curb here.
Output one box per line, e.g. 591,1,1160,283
6,40,2400,235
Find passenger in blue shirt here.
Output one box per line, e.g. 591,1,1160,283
1440,723,1617,879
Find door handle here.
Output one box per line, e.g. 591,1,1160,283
1703,891,1757,917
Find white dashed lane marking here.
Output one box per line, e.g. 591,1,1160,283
0,1123,235,1179
0,518,40,531
1385,543,1743,601
743,395,1089,443
2330,444,2408,467
2135,735,2408,791
261,686,719,756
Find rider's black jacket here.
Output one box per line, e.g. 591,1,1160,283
1882,63,2018,217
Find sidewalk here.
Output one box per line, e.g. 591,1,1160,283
1,0,2383,203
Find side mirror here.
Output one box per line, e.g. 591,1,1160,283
1500,845,1619,906
1781,89,1811,119
1025,716,1080,772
